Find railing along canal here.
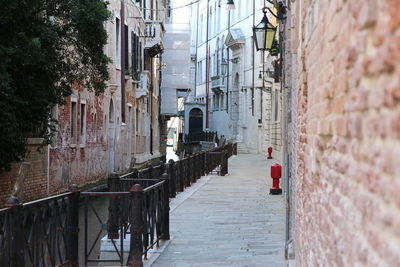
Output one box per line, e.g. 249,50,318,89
0,143,237,267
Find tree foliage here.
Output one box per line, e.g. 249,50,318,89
0,0,111,172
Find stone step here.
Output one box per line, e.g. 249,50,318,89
236,142,250,154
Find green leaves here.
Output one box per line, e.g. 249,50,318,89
0,0,111,172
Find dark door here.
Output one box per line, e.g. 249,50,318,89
189,108,203,133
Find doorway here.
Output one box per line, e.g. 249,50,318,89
189,108,203,133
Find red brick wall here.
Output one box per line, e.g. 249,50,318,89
48,92,109,194
0,139,48,206
293,0,400,265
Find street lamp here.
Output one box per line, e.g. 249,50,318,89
253,7,277,51
226,0,236,10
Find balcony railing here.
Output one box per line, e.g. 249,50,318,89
144,20,165,57
211,75,225,90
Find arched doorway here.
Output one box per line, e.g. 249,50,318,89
108,99,115,172
189,108,203,133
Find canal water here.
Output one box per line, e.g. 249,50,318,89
166,146,180,162
75,146,179,266
78,195,111,266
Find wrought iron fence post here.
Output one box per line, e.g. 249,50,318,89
186,158,193,187
131,168,139,179
178,161,184,192
190,156,194,183
5,196,25,267
160,173,170,240
168,159,176,197
66,184,80,267
147,163,153,179
194,153,199,180
234,143,238,155
205,152,209,174
108,172,120,239
159,160,165,175
201,152,205,176
129,184,144,267
221,150,228,176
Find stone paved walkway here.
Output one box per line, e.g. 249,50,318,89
152,154,287,267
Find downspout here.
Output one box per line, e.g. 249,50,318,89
121,0,126,123
226,9,230,113
194,0,200,97
205,0,210,129
251,0,255,117
281,0,292,259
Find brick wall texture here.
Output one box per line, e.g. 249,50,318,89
292,0,400,266
0,140,48,206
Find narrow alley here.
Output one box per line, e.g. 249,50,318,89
152,154,286,266
1,0,399,266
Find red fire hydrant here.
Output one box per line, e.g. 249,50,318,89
267,147,273,159
270,163,282,195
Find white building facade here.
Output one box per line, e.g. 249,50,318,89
188,0,283,158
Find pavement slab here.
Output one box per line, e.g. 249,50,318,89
152,154,287,267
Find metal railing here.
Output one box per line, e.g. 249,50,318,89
184,131,218,143
0,191,76,267
0,143,237,267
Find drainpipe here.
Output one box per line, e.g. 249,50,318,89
252,0,255,117
205,0,210,129
226,9,230,113
194,0,200,97
280,0,292,259
121,0,126,123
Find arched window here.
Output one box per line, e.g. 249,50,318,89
216,38,220,76
189,108,203,133
220,36,225,75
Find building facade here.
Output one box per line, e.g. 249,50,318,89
188,0,284,158
48,0,167,193
0,0,168,204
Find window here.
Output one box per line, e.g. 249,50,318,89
217,3,221,33
131,31,137,74
210,54,214,76
71,100,77,144
237,0,241,20
213,95,216,110
274,90,279,121
136,107,139,133
80,103,86,144
199,14,203,42
197,60,203,84
128,106,132,133
216,39,220,75
209,7,212,37
220,93,224,110
124,25,129,71
116,18,121,68
213,3,217,36
139,41,142,72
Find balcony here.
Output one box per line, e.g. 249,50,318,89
145,20,165,57
211,75,225,92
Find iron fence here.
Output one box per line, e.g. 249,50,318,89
0,143,236,267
